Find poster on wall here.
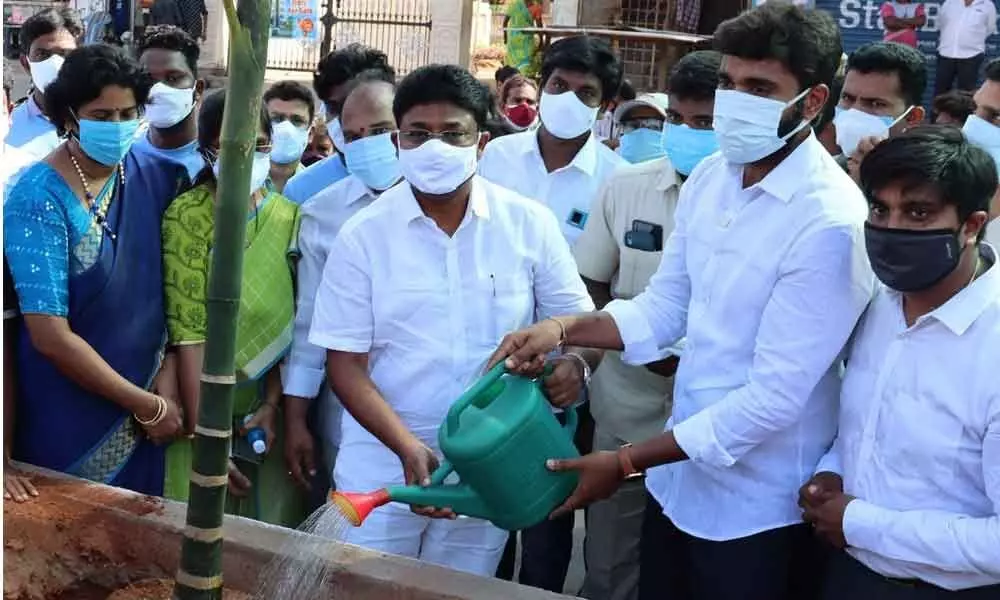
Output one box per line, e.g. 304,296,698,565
271,0,320,42
814,0,1000,105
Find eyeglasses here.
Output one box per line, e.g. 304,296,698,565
397,129,479,148
620,118,665,134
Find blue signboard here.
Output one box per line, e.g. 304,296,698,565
814,0,1000,106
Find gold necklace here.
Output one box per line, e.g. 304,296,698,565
68,150,124,241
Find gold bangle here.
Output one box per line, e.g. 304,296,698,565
135,396,166,427
547,317,567,348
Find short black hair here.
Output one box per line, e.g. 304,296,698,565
618,79,636,101
313,43,395,100
668,50,722,102
846,41,927,107
933,90,976,125
495,65,519,85
19,7,83,55
714,2,841,92
984,58,1000,83
138,25,200,77
815,74,844,133
197,90,273,154
393,64,491,129
860,125,996,238
45,44,153,134
343,67,398,96
540,35,624,103
263,80,316,121
498,74,537,106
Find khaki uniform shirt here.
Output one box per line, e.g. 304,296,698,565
573,157,680,442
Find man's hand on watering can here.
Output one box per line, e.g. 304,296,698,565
544,357,584,408
400,439,457,520
487,318,566,376
546,451,623,519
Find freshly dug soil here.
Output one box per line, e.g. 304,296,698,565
106,578,250,600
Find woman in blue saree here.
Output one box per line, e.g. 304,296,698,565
3,44,187,495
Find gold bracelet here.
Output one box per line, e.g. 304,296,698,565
547,317,567,348
135,396,166,427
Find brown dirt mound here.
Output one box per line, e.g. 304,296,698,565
106,578,249,600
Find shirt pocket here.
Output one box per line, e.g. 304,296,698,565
469,271,534,348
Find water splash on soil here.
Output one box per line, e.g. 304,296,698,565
251,503,353,599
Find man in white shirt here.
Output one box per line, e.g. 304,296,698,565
5,8,81,163
478,35,626,246
960,58,1000,248
487,4,875,599
935,0,997,96
573,49,721,600
307,64,598,576
283,76,402,507
801,126,1000,599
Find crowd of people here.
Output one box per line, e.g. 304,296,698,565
2,2,999,600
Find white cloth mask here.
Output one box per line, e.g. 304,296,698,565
539,91,600,140
29,55,64,92
144,82,196,129
270,120,310,165
398,138,479,195
326,117,346,151
834,107,909,157
212,151,272,193
712,88,812,165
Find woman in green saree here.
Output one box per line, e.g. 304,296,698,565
503,0,543,77
162,90,306,527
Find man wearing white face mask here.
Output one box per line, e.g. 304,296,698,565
835,42,927,183
487,5,875,599
263,81,315,193
308,64,597,577
478,35,626,246
133,26,206,186
282,44,396,205
962,58,1000,248
282,75,402,510
6,8,81,162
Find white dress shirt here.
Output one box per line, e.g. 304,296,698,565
308,175,594,484
817,244,1000,591
477,129,626,244
938,0,997,59
284,174,379,401
604,135,875,541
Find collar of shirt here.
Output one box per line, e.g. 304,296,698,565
741,133,827,204
656,158,680,192
397,176,492,224
892,243,1000,336
25,95,47,121
527,130,599,176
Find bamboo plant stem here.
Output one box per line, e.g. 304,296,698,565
173,0,270,597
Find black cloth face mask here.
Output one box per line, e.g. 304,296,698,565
864,222,963,292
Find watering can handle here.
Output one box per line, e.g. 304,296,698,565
429,459,453,486
446,362,508,434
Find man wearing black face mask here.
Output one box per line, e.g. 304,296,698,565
800,126,1000,599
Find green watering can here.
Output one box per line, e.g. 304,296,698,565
330,363,579,530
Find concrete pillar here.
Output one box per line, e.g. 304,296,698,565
551,0,580,26
198,0,230,74
430,0,474,66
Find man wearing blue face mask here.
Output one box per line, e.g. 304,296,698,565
962,58,1000,248
486,5,876,599
834,42,927,183
263,80,315,193
572,48,721,600
614,93,669,164
282,74,402,510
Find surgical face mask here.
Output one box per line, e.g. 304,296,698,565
144,82,196,129
712,88,811,165
77,118,142,166
505,104,538,129
618,127,666,164
663,123,719,176
211,151,272,193
326,117,346,150
270,120,310,164
539,91,599,140
398,138,479,195
343,132,401,191
29,55,64,92
864,222,963,292
963,114,1000,173
835,107,909,157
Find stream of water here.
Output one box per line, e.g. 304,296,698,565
251,503,353,599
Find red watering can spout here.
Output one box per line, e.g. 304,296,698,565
329,489,391,526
